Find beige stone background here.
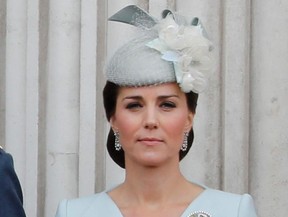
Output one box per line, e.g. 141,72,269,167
0,0,287,216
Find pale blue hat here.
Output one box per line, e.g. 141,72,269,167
106,5,214,93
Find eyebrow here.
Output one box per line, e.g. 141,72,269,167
122,94,179,101
122,96,142,101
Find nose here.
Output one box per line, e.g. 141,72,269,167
144,107,159,129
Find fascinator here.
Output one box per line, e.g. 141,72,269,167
105,5,214,168
106,5,214,93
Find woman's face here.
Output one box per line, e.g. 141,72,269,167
110,83,194,167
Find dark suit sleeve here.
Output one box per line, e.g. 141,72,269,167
0,149,26,217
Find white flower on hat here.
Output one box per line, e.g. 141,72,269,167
146,14,213,93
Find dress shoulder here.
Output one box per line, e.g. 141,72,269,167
55,191,122,217
238,193,258,217
186,188,257,217
55,193,100,217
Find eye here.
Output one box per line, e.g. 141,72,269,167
126,102,142,110
160,101,176,110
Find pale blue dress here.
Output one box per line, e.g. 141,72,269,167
55,187,258,217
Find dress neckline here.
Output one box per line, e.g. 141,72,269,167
102,185,210,217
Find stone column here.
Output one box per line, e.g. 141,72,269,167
78,0,97,196
0,0,6,146
250,0,288,216
5,0,27,190
45,1,81,216
221,0,251,193
25,0,40,216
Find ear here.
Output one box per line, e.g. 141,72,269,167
109,116,117,132
185,112,194,132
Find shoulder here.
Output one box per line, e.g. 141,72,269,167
197,188,257,216
0,148,26,217
0,147,13,166
0,147,13,162
55,192,118,217
0,148,15,181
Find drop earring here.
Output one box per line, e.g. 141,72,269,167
114,131,121,151
181,132,189,151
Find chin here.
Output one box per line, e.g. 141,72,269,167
137,155,169,167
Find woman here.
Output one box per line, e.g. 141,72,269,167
55,5,257,217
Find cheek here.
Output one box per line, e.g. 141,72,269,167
162,113,191,137
113,112,140,140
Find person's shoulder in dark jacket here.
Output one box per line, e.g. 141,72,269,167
0,146,26,217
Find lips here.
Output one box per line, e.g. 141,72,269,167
138,137,163,146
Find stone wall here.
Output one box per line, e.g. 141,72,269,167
0,0,287,216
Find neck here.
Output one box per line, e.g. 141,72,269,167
121,159,190,205
108,159,204,216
